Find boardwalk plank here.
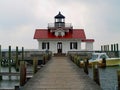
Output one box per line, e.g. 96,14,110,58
23,57,102,90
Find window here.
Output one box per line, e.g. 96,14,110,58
42,42,50,50
70,42,77,49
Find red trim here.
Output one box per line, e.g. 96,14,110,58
82,39,94,42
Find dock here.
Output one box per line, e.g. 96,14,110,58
23,56,102,90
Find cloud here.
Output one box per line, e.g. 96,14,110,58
0,0,120,50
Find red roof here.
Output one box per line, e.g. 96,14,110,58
34,29,94,42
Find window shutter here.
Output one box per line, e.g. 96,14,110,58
42,42,44,49
70,42,72,49
75,42,77,49
47,42,49,49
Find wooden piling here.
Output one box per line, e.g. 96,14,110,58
43,55,45,65
114,44,116,51
8,46,11,74
20,47,26,86
16,46,19,71
20,61,26,86
93,62,100,85
84,59,88,74
116,43,119,57
101,45,103,51
117,70,120,90
111,44,113,51
33,57,38,74
15,86,19,90
0,45,2,80
101,58,106,68
22,47,24,61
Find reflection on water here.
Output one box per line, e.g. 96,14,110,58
0,67,19,89
0,80,19,89
89,66,120,90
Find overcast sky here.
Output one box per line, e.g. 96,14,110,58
0,0,120,50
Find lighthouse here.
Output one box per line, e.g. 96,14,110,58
34,12,94,55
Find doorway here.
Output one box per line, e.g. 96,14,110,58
57,42,62,53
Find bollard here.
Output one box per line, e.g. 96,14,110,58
102,58,106,68
84,59,89,74
16,46,19,71
20,61,26,86
33,57,38,74
93,62,100,85
0,45,2,80
117,70,120,90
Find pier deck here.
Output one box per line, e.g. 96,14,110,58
23,56,102,90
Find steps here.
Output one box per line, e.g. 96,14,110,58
54,53,66,57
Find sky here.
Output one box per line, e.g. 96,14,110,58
0,0,120,50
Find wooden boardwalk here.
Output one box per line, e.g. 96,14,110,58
23,56,102,90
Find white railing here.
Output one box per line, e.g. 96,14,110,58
48,23,73,28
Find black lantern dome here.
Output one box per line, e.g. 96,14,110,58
55,12,65,18
54,12,65,27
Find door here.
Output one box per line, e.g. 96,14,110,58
57,42,62,53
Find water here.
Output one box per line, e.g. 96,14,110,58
0,66,120,90
0,66,33,89
88,66,120,90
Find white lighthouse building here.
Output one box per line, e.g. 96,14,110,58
34,12,94,55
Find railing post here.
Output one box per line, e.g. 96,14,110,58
93,62,100,85
0,45,2,80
